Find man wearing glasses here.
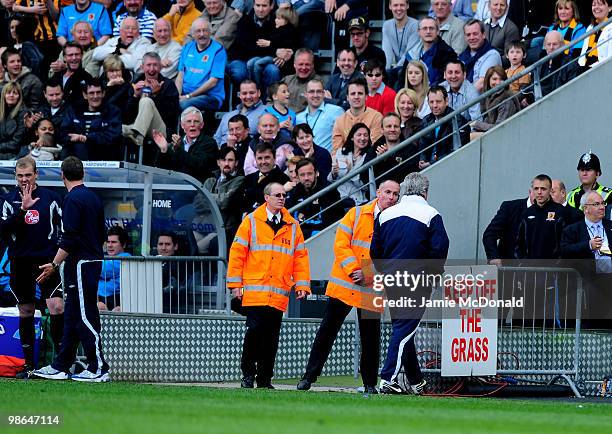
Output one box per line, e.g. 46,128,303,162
347,17,387,71
296,79,344,152
227,182,311,389
364,58,397,115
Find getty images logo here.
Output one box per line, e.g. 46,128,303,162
152,199,173,208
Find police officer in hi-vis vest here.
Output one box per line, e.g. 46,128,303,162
567,152,612,218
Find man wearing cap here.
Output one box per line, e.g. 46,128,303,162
567,152,612,216
348,17,387,71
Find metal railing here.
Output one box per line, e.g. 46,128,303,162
289,17,612,226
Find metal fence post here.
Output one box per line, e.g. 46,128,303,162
141,172,153,256
368,166,377,198
352,308,360,379
532,67,543,101
451,115,462,151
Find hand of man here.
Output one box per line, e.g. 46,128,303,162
36,263,55,284
324,0,336,14
147,78,162,94
32,3,47,14
488,259,502,266
152,129,169,153
231,287,243,299
50,60,67,73
296,290,307,299
590,236,603,251
418,160,430,170
334,4,350,21
350,269,366,286
133,80,146,97
19,182,40,210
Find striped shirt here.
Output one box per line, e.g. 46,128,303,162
113,8,157,40
19,0,59,42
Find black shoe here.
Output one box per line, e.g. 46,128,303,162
363,385,378,394
297,379,312,391
240,376,255,388
257,383,275,389
15,365,32,380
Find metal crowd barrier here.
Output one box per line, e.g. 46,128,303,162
90,256,227,315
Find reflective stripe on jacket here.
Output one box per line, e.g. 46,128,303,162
325,200,382,312
227,204,310,312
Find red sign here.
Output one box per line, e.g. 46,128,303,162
24,210,39,224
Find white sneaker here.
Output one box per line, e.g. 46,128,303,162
71,370,110,383
379,379,405,394
409,379,427,395
31,365,69,380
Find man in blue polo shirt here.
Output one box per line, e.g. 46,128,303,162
56,0,113,47
176,17,227,112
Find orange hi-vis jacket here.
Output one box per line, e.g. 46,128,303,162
227,205,311,312
325,200,382,312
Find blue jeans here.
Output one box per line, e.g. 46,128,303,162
246,56,274,89
289,0,324,15
228,59,280,93
179,94,222,111
227,60,248,87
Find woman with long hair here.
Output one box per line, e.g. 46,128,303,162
329,123,372,206
547,0,586,57
403,60,431,118
471,65,520,136
582,0,612,66
18,117,60,161
0,81,27,160
394,88,423,139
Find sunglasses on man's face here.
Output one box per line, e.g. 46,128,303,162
269,193,287,198
366,73,382,78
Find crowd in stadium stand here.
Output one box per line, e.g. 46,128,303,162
0,0,610,248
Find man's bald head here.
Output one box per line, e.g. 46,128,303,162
258,113,280,141
582,191,606,223
544,30,564,54
551,179,567,205
376,179,401,211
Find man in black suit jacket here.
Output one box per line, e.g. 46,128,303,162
243,142,289,214
483,191,533,265
561,191,612,328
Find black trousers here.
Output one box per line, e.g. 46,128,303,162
303,297,381,387
52,260,109,374
241,305,283,384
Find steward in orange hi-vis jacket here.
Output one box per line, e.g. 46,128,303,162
296,180,401,393
227,182,310,389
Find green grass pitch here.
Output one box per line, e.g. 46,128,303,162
1,378,611,434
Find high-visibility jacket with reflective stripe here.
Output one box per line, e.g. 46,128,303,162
325,200,382,312
567,182,612,210
227,204,311,312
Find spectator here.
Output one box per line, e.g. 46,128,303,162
539,30,579,96
157,231,179,256
101,56,132,123
552,178,583,223
152,106,217,181
579,0,612,68
418,85,469,169
285,158,342,238
505,40,532,98
382,0,420,84
41,79,67,129
364,58,397,115
98,226,131,312
200,0,241,51
265,81,296,132
1,48,44,110
242,141,290,213
220,114,252,172
547,0,586,57
290,123,332,181
50,42,93,106
243,113,293,174
56,0,112,46
365,112,419,183
441,59,481,122
176,17,227,112
483,187,534,265
124,51,181,146
92,17,152,74
227,0,282,90
49,21,98,78
331,77,383,152
347,16,387,71
148,19,182,79
485,0,520,56
325,0,367,25
202,147,245,250
329,123,371,206
324,47,363,110
429,0,474,21
0,82,27,160
281,48,322,114
471,65,520,137
567,151,612,211
18,117,59,161
278,0,324,15
246,5,298,90
403,60,431,118
11,0,60,74
296,78,344,152
459,19,502,92
432,0,468,54
516,174,567,260
214,80,266,146
394,88,423,138
405,17,458,86
7,15,46,79
113,0,157,40
59,78,122,161
284,154,303,192
163,0,202,45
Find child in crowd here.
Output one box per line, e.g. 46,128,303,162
505,41,532,107
265,82,296,132
247,6,298,90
